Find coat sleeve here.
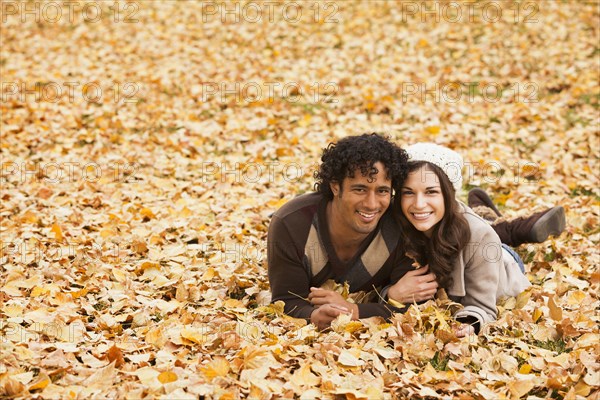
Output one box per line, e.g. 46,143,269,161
267,215,315,320
454,231,501,328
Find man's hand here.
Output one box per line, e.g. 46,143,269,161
308,288,359,320
387,265,438,304
310,304,352,330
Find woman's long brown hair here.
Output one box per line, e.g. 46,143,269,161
394,161,471,288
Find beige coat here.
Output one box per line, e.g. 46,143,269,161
448,203,531,326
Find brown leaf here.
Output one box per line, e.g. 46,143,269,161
105,345,125,368
548,295,563,321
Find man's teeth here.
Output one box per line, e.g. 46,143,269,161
358,211,376,218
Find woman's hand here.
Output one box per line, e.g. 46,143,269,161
308,288,359,320
387,265,439,304
454,323,475,338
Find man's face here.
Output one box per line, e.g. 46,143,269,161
329,162,392,237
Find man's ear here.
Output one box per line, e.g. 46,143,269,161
330,181,341,197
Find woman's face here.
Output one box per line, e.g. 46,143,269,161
400,165,445,237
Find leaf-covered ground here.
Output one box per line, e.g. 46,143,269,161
1,1,599,398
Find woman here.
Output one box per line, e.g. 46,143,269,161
387,143,531,337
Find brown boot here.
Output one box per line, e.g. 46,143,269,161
468,188,502,222
492,206,566,247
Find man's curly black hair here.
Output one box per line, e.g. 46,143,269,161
314,133,409,200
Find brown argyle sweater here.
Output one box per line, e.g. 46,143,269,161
267,192,412,320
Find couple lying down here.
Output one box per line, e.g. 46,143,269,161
267,134,566,336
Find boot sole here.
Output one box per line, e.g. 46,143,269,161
530,206,566,242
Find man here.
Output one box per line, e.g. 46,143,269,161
267,133,416,330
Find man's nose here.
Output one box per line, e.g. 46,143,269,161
365,190,378,208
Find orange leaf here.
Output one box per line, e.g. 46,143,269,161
51,223,63,241
158,371,178,384
140,208,155,219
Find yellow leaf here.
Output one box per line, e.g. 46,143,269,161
574,380,592,397
181,328,207,345
532,308,543,323
388,298,405,309
224,298,245,309
22,210,39,224
338,349,364,367
276,147,293,157
31,286,50,297
178,206,192,217
298,114,311,127
200,357,230,379
51,223,63,241
112,268,128,283
201,267,217,281
508,378,535,398
344,321,364,334
70,287,89,299
566,290,586,306
2,304,23,317
28,374,50,391
218,392,236,400
100,228,117,238
574,333,600,350
266,198,287,209
548,295,563,321
145,326,166,347
158,371,178,384
519,364,532,374
175,282,188,302
426,125,440,135
515,291,531,309
290,363,320,387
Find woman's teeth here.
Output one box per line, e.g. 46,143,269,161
412,212,432,220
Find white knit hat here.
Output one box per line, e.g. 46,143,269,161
405,143,464,192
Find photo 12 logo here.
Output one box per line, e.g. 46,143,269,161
198,81,339,104
399,1,539,24
1,1,140,24
400,82,539,104
200,1,340,24
1,161,139,184
1,81,140,104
